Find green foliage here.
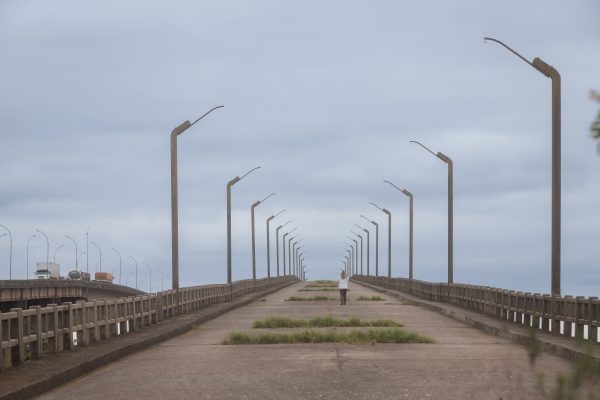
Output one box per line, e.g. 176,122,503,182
299,287,337,292
252,315,401,328
222,328,433,345
304,280,338,288
285,296,335,301
357,295,386,301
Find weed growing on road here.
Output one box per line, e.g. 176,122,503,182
304,280,338,288
252,315,402,328
299,288,338,292
285,296,335,301
357,296,386,301
222,328,433,345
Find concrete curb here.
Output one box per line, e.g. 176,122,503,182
352,280,600,365
0,281,296,400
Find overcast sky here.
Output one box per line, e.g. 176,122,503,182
0,1,599,295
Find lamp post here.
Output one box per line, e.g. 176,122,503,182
65,235,78,270
266,210,285,278
251,193,276,280
275,220,291,276
354,224,369,276
351,231,363,275
360,215,378,276
484,37,561,296
227,166,261,284
26,234,36,279
370,202,392,278
344,249,352,276
91,241,102,272
112,248,122,285
53,245,64,265
170,105,224,290
294,244,303,276
344,242,355,275
282,228,297,275
346,236,358,275
288,234,300,276
154,267,164,292
410,141,453,283
0,225,12,280
143,262,152,293
35,229,50,274
384,181,414,280
128,255,138,289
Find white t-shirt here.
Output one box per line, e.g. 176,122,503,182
338,278,348,289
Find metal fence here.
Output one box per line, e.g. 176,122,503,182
0,276,296,369
352,275,599,344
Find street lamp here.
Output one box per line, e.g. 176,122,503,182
128,255,138,289
35,229,50,274
53,244,64,265
266,210,286,278
227,166,261,284
288,234,300,276
26,234,36,279
346,236,359,275
170,105,224,290
344,242,355,275
154,267,164,292
484,37,561,296
0,224,12,280
251,193,276,280
112,248,122,285
409,141,453,283
65,235,78,270
282,227,297,275
369,202,392,278
384,180,414,280
351,231,363,275
354,224,369,276
360,215,378,276
91,241,102,272
275,220,291,276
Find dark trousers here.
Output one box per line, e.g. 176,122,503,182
339,289,347,305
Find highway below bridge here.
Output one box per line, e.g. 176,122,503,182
23,280,589,399
0,280,144,311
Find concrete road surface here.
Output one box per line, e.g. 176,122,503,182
36,281,573,399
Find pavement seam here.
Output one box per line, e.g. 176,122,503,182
0,281,296,400
352,280,600,365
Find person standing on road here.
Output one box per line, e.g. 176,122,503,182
338,270,348,305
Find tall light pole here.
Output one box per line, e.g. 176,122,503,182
266,210,286,278
65,235,78,270
344,242,355,275
369,202,392,278
294,243,303,276
112,248,122,285
360,215,378,276
351,231,363,275
288,234,300,276
275,220,291,276
354,224,369,276
484,37,561,296
227,166,261,284
282,227,297,275
91,241,102,272
154,267,164,292
53,244,64,265
35,229,50,273
26,234,36,279
128,255,138,289
410,141,453,283
0,224,12,280
171,105,224,290
251,193,276,280
384,180,414,280
346,236,358,275
344,248,352,276
143,262,153,293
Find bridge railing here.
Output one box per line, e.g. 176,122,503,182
352,275,599,344
0,275,297,370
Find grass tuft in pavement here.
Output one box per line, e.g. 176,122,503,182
252,315,402,328
285,296,335,301
303,280,338,288
357,295,386,301
299,287,338,292
222,328,433,345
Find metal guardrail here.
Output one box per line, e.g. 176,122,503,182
352,275,599,344
0,276,297,369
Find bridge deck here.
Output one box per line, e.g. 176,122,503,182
36,281,572,399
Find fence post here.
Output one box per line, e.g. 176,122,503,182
10,308,24,366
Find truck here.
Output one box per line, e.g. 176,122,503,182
68,269,91,281
35,262,60,279
94,271,114,283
